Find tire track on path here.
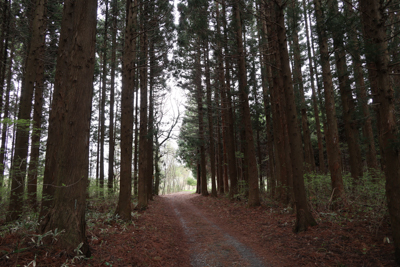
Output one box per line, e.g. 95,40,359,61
163,192,269,267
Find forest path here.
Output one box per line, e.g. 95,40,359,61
163,192,268,267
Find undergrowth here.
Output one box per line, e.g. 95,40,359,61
259,170,389,234
0,184,139,266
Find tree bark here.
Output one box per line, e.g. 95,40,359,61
115,0,137,219
108,0,118,193
195,43,208,197
233,0,259,206
289,0,315,173
8,0,47,221
303,0,326,174
359,1,400,263
274,0,317,231
39,0,97,256
330,0,363,181
138,0,149,208
205,41,217,197
99,0,109,198
0,36,14,199
313,0,345,207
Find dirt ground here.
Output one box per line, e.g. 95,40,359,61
0,192,398,266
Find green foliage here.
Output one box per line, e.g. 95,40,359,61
305,171,387,228
186,177,196,186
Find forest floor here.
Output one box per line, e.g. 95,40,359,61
0,191,398,266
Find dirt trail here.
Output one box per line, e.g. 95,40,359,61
163,192,268,267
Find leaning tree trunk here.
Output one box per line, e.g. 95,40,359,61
39,0,97,256
359,0,400,263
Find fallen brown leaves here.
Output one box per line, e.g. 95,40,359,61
0,192,397,266
189,193,397,266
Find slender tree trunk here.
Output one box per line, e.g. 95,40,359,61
234,0,259,206
115,0,137,220
138,0,149,209
100,0,109,198
258,3,276,196
266,2,288,203
39,0,97,256
195,43,208,197
205,41,217,197
0,0,10,110
133,67,139,196
274,0,317,231
27,7,46,209
147,37,155,201
108,0,118,193
216,1,228,194
0,36,14,199
344,0,379,175
290,0,315,173
303,0,326,174
8,0,47,221
222,0,237,195
331,0,363,181
313,0,345,207
359,1,400,263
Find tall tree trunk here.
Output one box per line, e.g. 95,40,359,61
27,6,46,209
0,36,14,199
274,0,317,231
313,0,345,207
222,0,237,195
138,0,149,209
8,0,47,221
266,2,289,203
147,37,155,201
359,1,400,263
115,0,137,219
344,0,379,175
303,0,326,174
108,0,118,193
195,43,208,197
0,0,10,110
258,2,276,196
233,0,259,206
133,67,139,196
205,41,217,197
216,1,228,193
290,0,315,173
100,0,109,198
330,0,363,181
39,0,97,256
